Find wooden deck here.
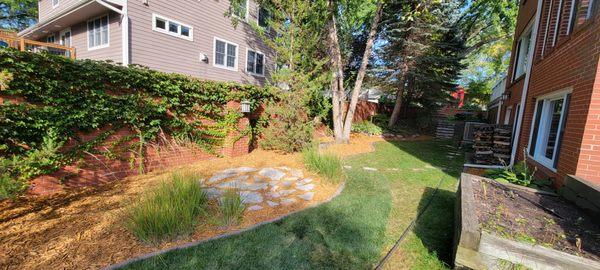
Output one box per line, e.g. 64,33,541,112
0,30,76,59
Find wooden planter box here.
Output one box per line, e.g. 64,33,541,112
453,173,600,269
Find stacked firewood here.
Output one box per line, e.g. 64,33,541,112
473,125,512,165
473,126,495,164
492,126,512,164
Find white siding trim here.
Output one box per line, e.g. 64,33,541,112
87,14,111,51
151,13,193,42
122,1,129,65
213,37,239,71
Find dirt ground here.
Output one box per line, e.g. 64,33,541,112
474,179,600,260
0,134,402,270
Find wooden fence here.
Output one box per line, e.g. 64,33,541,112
0,30,76,59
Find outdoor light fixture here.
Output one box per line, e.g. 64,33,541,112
241,100,251,113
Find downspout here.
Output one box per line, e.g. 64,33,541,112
509,0,544,167
121,0,129,66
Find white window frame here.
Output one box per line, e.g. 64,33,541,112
87,14,110,51
257,6,269,28
566,0,578,34
527,88,572,171
246,48,265,76
59,27,71,47
232,0,250,21
151,13,193,41
552,0,564,47
513,22,533,81
52,0,60,8
213,37,238,71
504,106,513,125
587,0,597,18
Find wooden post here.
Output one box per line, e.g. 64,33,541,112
19,38,25,51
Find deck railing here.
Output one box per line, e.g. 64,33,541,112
0,31,76,59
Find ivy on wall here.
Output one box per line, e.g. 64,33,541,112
0,49,272,198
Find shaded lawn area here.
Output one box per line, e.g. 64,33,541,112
123,140,464,270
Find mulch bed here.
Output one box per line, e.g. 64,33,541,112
473,179,600,260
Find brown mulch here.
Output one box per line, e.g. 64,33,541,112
0,150,340,270
473,179,600,260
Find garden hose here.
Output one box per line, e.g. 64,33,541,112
374,176,445,270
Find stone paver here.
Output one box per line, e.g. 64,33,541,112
363,167,378,171
201,166,318,210
298,192,314,201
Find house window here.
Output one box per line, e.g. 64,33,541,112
214,38,238,70
246,49,265,75
87,14,109,49
567,0,580,34
587,0,598,18
46,35,55,43
52,0,59,8
233,0,249,20
152,14,193,41
528,91,571,170
513,26,532,80
552,0,564,47
258,7,269,28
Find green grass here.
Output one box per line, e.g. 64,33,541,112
220,189,246,226
123,140,464,269
125,172,208,244
302,147,343,183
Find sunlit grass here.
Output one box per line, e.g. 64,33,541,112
302,147,343,183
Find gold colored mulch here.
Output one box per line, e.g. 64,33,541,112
0,133,431,270
0,150,340,270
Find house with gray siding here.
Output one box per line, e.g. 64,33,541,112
18,0,273,85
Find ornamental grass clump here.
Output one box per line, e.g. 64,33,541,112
125,172,207,243
302,148,343,184
220,190,246,226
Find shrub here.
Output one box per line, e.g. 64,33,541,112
259,90,314,153
0,129,62,199
351,120,383,136
219,190,245,226
484,154,552,190
125,172,207,243
302,147,343,183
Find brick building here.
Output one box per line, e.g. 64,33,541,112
498,0,599,185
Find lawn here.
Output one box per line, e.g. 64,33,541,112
123,139,464,269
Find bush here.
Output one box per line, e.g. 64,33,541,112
351,121,383,136
125,172,208,243
0,129,62,199
259,90,314,153
302,147,343,183
219,190,245,226
484,158,552,190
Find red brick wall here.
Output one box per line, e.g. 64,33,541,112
515,0,600,186
29,101,256,195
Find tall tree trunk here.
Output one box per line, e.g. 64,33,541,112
341,0,384,142
328,1,345,143
388,80,405,128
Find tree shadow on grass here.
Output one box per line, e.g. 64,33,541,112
385,139,464,179
413,187,457,267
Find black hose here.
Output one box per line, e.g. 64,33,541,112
374,177,445,270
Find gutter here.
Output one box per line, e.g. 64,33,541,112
509,0,544,167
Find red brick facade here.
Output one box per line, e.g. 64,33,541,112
29,101,256,195
500,0,600,185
